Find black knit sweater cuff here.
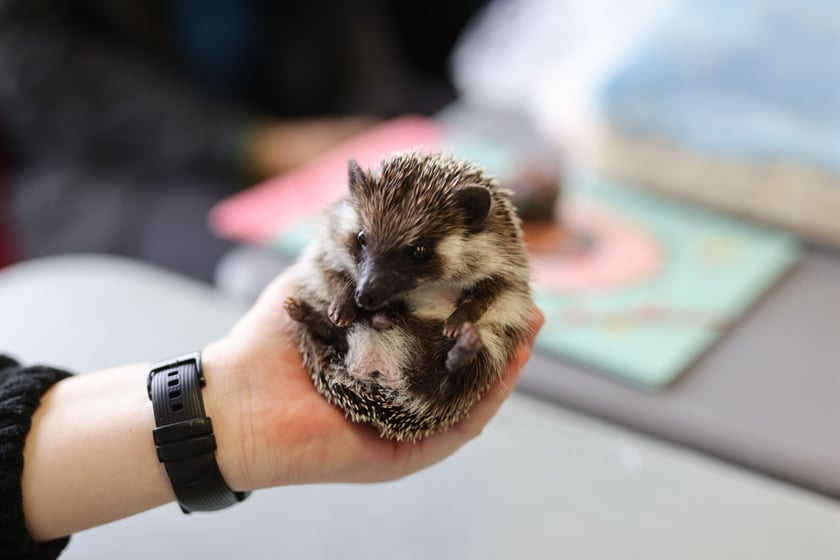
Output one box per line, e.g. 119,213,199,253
0,355,73,560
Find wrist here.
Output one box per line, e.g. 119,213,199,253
147,351,249,511
200,331,316,491
199,340,254,491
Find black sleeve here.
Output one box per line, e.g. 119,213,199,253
0,0,261,178
0,355,73,560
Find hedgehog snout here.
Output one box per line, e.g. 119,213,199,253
354,288,378,310
355,264,394,310
354,283,394,310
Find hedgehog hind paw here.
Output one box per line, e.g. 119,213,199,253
445,322,483,372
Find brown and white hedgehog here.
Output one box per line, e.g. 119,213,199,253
283,150,533,441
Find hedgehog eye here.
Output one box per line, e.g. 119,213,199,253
412,245,427,260
357,231,367,247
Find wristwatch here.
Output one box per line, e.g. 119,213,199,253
147,352,250,513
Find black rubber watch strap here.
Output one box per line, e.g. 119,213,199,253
147,353,249,513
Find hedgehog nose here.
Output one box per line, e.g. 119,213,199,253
355,289,376,310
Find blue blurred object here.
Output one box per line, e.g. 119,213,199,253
601,0,840,172
166,0,261,96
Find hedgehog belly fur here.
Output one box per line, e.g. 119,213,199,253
343,323,413,394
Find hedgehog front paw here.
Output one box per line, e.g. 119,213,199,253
445,322,483,372
284,296,309,322
443,309,470,338
328,298,357,327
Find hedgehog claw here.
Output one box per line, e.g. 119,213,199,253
328,299,357,327
442,321,461,339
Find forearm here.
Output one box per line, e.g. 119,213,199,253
21,364,175,542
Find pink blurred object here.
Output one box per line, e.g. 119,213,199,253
209,116,445,244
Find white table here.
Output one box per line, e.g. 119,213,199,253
2,255,838,559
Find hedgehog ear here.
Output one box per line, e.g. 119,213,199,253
456,185,492,232
348,158,366,195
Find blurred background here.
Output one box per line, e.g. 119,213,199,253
1,0,838,280
0,0,484,281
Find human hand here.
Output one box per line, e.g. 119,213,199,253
19,269,542,541
202,271,544,492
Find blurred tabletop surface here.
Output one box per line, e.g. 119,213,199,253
1,254,839,559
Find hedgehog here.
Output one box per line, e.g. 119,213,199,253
282,150,533,441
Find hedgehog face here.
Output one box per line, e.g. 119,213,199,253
351,228,444,309
345,155,492,310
